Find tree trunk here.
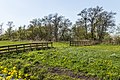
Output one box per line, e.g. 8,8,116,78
54,26,58,41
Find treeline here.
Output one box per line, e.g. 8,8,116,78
0,6,117,42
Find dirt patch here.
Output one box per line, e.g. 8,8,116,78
48,67,99,80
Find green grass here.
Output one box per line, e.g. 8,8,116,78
0,42,120,79
53,42,69,47
36,44,120,79
0,41,29,46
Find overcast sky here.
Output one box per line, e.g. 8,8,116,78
0,0,120,31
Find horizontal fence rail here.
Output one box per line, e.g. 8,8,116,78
0,42,53,54
70,40,99,46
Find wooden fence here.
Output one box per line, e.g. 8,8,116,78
0,42,53,54
70,40,99,46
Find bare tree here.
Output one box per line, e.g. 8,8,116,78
52,13,63,41
78,8,88,39
0,23,3,35
59,18,72,41
6,21,15,40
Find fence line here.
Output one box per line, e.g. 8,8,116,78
70,40,99,46
0,42,53,54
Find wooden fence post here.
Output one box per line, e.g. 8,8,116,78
36,43,38,50
30,43,32,50
46,42,48,48
16,45,18,53
8,46,9,53
42,43,43,49
70,41,71,46
23,44,25,52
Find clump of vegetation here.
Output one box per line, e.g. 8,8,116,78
0,42,120,79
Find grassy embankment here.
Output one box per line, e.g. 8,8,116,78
0,41,120,79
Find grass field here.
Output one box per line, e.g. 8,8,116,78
0,41,29,46
0,41,120,79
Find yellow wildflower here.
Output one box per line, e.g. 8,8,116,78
6,76,12,80
18,76,22,79
0,66,3,69
2,69,7,73
13,70,17,73
23,78,27,80
0,76,3,79
13,66,16,70
25,74,29,77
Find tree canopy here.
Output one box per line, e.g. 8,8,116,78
0,6,117,42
